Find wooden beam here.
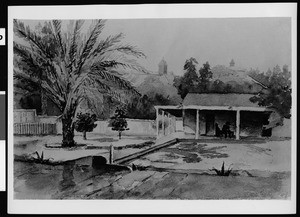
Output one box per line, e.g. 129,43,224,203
183,105,271,112
236,109,240,140
154,105,183,110
196,109,199,139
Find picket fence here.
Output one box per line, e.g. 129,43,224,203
14,122,57,135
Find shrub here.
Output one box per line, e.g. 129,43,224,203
211,161,232,176
74,112,97,140
109,108,129,139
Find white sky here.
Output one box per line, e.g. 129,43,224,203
20,18,291,75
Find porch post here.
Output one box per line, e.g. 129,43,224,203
236,109,240,140
162,110,165,135
156,108,159,138
182,109,185,132
196,109,199,139
168,113,170,135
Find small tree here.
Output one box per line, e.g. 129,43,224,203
109,108,129,139
74,112,97,140
174,57,199,99
198,61,213,92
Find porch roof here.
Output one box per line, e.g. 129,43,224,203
155,93,273,112
183,93,261,108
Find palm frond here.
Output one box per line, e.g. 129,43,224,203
14,70,65,111
14,20,53,60
68,20,84,72
91,55,148,74
51,20,65,58
88,33,124,59
107,44,146,58
14,42,67,102
75,19,106,75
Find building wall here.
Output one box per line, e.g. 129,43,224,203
14,109,37,123
272,118,291,138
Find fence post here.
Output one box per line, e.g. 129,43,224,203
109,144,114,164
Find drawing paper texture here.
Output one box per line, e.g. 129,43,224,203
8,3,297,214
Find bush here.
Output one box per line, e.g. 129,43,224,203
211,161,232,176
74,112,97,140
109,108,129,139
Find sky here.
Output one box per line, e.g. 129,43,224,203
21,18,291,76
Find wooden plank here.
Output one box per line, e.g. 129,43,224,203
114,138,178,165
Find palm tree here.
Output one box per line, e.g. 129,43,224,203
14,19,146,147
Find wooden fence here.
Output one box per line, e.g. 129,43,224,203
14,122,57,135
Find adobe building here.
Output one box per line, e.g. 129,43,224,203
154,93,275,140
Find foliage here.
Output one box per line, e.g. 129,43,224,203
197,61,213,92
109,108,129,139
248,65,291,118
124,93,172,120
175,57,199,99
32,151,54,164
174,58,214,98
13,19,145,147
74,112,97,140
211,161,232,176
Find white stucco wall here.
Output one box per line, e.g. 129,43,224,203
42,118,156,136
271,118,291,138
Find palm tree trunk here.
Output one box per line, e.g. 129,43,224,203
62,107,76,147
83,131,87,140
41,90,48,115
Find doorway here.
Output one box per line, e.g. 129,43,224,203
205,113,215,135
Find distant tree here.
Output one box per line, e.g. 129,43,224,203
223,84,233,93
210,80,223,93
74,112,97,140
109,108,129,139
125,93,172,120
249,65,291,119
174,57,199,99
125,95,154,119
198,61,213,92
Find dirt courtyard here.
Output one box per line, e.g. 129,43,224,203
14,137,291,200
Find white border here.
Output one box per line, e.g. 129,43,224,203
0,141,5,191
0,92,5,191
8,3,297,214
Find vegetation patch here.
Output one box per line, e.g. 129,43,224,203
160,148,202,163
211,161,232,176
163,142,228,163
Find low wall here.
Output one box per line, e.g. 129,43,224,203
94,119,156,136
38,117,156,136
